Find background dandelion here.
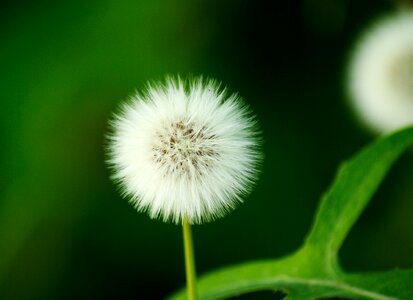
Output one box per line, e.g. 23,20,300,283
348,11,413,134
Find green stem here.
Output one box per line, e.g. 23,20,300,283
182,217,197,300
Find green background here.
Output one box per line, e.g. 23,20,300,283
1,0,412,299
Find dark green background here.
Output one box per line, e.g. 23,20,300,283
1,0,412,299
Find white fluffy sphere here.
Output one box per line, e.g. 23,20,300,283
107,77,262,224
348,12,413,133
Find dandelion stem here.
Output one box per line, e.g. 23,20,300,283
183,217,197,300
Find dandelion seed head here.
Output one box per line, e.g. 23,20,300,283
107,77,262,224
348,12,413,133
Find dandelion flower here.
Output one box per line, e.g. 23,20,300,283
107,77,261,224
348,12,413,133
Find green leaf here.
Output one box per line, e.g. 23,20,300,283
168,126,413,300
305,125,413,267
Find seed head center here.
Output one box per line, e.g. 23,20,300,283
152,121,218,175
389,51,413,98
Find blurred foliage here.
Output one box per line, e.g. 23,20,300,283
1,0,412,299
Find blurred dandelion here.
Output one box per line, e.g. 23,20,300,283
348,11,413,133
107,76,262,299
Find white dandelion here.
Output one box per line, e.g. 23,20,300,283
107,77,261,225
348,11,413,133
